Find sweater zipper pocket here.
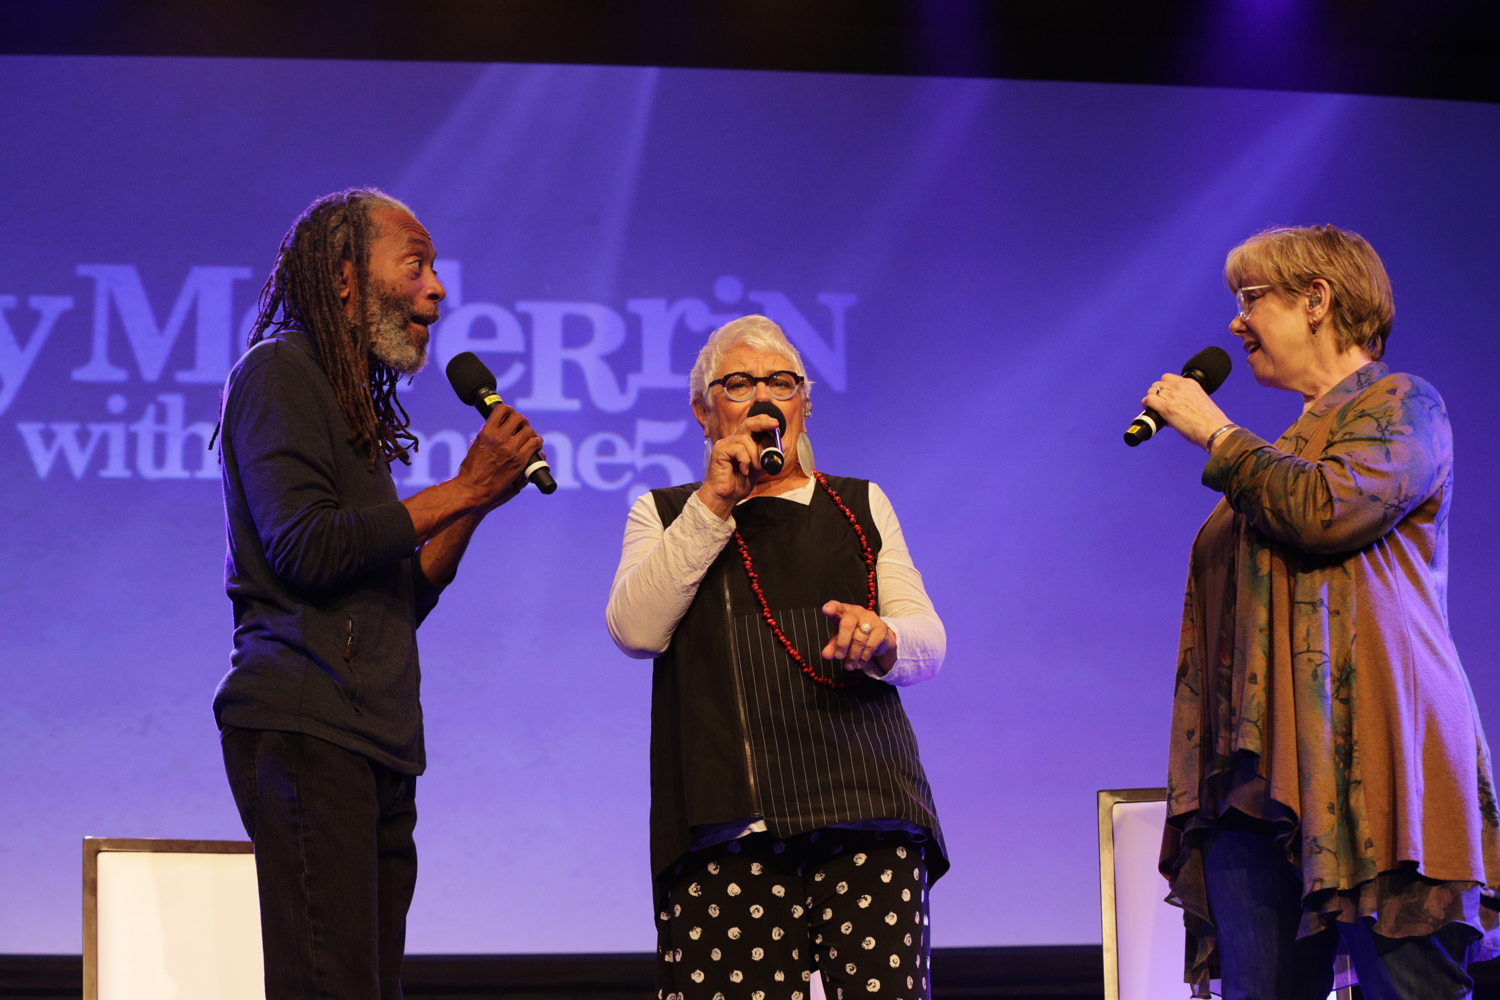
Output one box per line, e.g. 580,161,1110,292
342,617,362,714
723,574,761,819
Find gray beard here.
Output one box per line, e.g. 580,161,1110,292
367,289,429,376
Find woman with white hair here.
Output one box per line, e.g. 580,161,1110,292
607,315,948,1000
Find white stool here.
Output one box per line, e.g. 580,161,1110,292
84,838,264,1000
1097,789,1350,1000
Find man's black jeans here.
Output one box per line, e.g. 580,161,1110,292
222,726,418,1000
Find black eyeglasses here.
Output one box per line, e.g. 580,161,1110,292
708,370,805,402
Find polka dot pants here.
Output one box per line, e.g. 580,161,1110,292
657,829,931,1000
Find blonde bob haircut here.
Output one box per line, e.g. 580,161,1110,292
1225,225,1395,361
689,314,814,406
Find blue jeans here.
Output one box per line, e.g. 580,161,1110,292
1203,822,1477,1000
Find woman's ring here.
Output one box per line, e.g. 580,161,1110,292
1155,386,1163,395
859,622,873,634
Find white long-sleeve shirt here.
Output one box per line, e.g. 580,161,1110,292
606,478,945,685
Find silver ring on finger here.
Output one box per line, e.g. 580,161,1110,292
1155,386,1163,395
859,622,873,635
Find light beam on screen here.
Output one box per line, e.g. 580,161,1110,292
1037,91,1352,376
396,64,555,201
824,78,992,291
393,65,659,303
936,89,1354,421
569,67,657,302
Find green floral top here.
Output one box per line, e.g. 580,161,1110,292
1159,363,1500,995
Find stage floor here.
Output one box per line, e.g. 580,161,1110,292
10,946,1500,999
4,946,1102,1000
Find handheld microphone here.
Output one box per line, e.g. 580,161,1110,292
445,351,557,494
747,400,786,476
1124,346,1233,447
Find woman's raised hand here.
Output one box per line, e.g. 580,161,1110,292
695,411,784,521
1142,373,1233,450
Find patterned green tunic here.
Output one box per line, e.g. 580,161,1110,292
1159,363,1500,995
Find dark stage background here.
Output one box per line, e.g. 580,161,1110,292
3,53,1500,961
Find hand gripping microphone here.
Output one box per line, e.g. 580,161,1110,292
1124,345,1233,447
445,351,557,494
747,400,787,476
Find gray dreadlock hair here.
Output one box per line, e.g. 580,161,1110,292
248,187,419,468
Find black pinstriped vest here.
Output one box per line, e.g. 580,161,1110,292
649,476,947,882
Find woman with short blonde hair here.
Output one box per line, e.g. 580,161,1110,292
1145,225,1500,999
1224,225,1395,360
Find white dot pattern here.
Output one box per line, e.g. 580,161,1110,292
657,832,932,999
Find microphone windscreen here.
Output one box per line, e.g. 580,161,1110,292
747,400,787,435
1183,345,1233,394
446,351,496,406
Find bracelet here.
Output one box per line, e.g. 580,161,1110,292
1204,423,1237,454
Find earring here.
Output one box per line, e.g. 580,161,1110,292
797,432,815,475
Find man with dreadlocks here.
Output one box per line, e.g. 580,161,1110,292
212,188,542,999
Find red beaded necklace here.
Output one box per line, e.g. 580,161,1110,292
732,471,877,690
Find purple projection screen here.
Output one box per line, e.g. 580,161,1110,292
3,55,1500,954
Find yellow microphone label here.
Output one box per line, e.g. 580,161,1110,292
481,392,503,408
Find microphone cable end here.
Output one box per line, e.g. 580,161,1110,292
1123,411,1162,447
524,457,558,494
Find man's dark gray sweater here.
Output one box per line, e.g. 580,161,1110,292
214,328,442,774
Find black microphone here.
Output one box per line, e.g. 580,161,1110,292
748,400,786,476
1124,346,1234,447
445,351,557,494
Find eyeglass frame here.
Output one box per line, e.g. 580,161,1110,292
1234,284,1274,321
707,370,806,402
